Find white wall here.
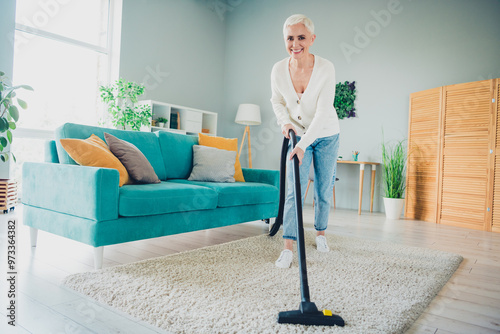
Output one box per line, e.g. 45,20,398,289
0,0,16,178
0,0,16,77
119,0,227,113
221,0,500,211
4,0,499,210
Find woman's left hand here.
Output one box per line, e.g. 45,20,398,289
290,146,305,165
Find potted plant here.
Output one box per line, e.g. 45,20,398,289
0,71,33,163
99,79,152,131
156,117,168,128
381,138,407,219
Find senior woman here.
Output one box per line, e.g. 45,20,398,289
271,14,340,268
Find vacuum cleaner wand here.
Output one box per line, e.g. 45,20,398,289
276,130,345,327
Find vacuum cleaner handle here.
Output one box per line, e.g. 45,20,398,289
287,130,313,304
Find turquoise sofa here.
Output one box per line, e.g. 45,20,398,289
22,123,279,269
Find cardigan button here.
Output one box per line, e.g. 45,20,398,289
297,100,300,104
298,116,302,120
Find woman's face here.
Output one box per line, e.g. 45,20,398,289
284,23,316,60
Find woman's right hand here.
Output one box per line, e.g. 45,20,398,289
282,124,297,139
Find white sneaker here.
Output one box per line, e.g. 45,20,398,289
275,249,293,268
316,235,330,252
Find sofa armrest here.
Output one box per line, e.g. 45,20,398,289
242,168,279,188
22,162,119,221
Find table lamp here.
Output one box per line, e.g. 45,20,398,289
235,103,261,168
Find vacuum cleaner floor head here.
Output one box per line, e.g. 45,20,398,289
277,302,345,327
278,310,345,326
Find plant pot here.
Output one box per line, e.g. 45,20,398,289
383,197,404,220
158,122,165,128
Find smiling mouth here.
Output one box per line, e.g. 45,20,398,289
291,48,303,54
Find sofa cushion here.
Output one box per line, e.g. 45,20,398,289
118,182,218,217
198,133,245,182
86,133,110,150
55,123,167,180
104,133,161,184
188,145,236,183
168,179,279,208
60,136,130,186
157,131,198,179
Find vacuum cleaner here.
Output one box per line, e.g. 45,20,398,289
270,130,345,327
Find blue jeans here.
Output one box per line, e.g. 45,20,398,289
283,134,340,240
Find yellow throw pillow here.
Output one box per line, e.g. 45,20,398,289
86,134,110,151
60,135,130,187
198,132,245,182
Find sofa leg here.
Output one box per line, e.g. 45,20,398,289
94,247,103,270
30,228,38,247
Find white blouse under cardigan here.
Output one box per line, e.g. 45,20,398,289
270,55,340,152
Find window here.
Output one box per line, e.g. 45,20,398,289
13,0,122,131
11,0,122,190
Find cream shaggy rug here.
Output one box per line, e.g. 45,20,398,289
62,232,462,334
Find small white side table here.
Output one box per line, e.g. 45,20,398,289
337,161,380,214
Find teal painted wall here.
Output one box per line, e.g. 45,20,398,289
221,0,500,211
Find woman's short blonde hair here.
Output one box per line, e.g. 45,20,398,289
283,14,315,36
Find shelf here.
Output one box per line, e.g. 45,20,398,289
151,126,186,135
0,179,18,212
137,100,217,136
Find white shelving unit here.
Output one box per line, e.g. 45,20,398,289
137,100,217,136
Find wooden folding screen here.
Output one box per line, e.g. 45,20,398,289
406,79,499,232
493,80,500,233
406,87,442,223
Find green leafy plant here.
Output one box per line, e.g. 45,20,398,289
381,138,407,199
0,71,33,162
334,81,356,119
99,79,151,131
156,117,168,123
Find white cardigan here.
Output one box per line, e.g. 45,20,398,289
270,55,340,152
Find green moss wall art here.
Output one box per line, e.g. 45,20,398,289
334,81,356,119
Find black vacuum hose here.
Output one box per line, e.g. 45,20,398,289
269,134,289,236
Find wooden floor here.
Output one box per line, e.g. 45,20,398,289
1,205,499,334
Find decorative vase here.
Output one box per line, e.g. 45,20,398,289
383,197,404,220
352,151,359,161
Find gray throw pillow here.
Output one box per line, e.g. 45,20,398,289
104,133,161,184
188,145,236,183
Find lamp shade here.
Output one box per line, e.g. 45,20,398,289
235,104,261,126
